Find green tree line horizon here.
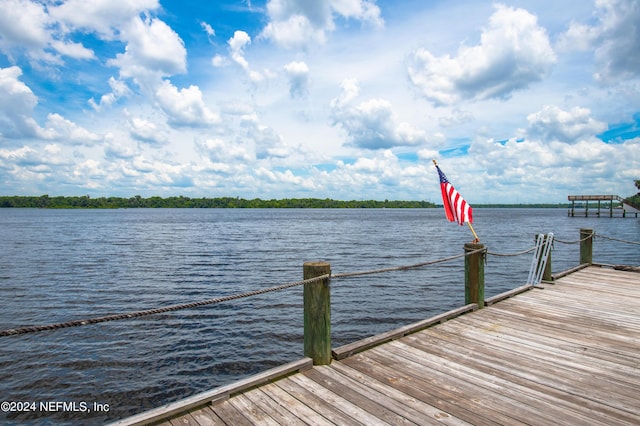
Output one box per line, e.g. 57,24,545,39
0,194,583,209
2,179,637,209
0,195,438,209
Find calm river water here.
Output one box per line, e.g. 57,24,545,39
0,208,638,424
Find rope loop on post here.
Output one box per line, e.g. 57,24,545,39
555,230,596,245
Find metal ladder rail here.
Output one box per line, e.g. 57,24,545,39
527,233,553,285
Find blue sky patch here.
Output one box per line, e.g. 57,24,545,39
598,113,640,143
440,145,470,157
396,152,420,162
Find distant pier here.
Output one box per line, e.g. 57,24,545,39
568,194,638,217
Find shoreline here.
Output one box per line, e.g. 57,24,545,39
0,195,572,209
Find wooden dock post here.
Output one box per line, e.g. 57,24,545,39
464,243,485,308
580,229,593,265
610,197,613,217
303,262,332,365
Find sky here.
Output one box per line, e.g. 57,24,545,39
0,0,639,204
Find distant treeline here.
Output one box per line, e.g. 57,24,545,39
0,195,437,209
626,194,640,210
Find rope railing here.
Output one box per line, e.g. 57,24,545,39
332,247,486,279
486,247,536,257
1,231,633,338
0,248,486,337
554,231,640,246
555,230,595,245
0,274,329,337
597,234,640,246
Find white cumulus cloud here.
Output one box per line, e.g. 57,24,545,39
330,79,430,149
219,30,268,84
526,105,607,143
0,0,160,65
241,114,293,159
260,0,383,49
283,61,310,98
465,135,639,201
559,0,640,82
198,138,252,163
41,113,102,145
89,76,131,110
0,66,102,143
128,116,169,145
0,66,42,138
109,15,187,85
195,138,252,176
0,0,66,64
155,80,220,127
50,0,160,39
228,31,252,71
408,4,556,106
0,0,51,55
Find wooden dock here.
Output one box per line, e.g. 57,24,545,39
567,194,639,217
115,265,640,425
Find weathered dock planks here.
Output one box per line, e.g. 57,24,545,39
114,266,640,426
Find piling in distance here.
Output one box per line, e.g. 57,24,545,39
464,243,485,308
303,262,332,365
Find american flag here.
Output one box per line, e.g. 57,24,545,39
435,163,473,225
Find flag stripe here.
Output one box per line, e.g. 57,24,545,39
436,165,473,226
